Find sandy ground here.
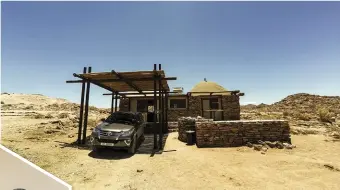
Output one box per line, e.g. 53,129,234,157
2,112,340,190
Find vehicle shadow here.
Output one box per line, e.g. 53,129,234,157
136,133,168,154
88,149,133,160
56,133,169,159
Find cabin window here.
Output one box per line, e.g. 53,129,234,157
210,98,220,109
169,98,187,109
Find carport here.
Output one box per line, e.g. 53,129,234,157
66,64,177,151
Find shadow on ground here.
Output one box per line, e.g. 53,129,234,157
56,134,169,159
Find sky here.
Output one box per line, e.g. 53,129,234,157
1,2,340,108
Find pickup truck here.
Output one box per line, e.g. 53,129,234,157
89,111,145,154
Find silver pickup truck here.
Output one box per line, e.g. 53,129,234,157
89,111,145,154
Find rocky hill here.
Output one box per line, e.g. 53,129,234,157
241,93,340,138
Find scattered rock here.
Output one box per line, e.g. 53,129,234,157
265,141,277,148
137,169,143,173
246,142,253,148
283,143,296,149
276,142,284,149
68,134,75,138
261,151,266,155
253,145,262,151
261,147,268,152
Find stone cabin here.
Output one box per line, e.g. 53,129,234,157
119,79,243,122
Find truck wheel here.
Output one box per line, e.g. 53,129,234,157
128,137,136,154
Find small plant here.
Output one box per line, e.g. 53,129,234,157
34,113,45,119
45,113,53,119
1,101,4,104
283,111,289,117
295,112,310,121
318,108,333,123
58,112,69,119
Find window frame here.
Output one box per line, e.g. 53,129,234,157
168,97,188,110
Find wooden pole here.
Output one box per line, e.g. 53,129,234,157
153,64,158,150
115,92,118,112
77,67,87,145
158,64,163,149
82,66,92,144
111,93,114,113
165,90,168,133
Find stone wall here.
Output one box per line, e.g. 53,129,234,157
168,96,202,121
178,117,213,142
222,95,240,120
195,120,290,147
118,94,241,121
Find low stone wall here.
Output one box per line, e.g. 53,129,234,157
178,117,213,142
195,120,290,147
168,122,178,132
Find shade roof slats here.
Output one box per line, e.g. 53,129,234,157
77,70,171,92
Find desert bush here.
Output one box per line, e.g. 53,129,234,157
318,108,333,122
45,113,53,119
87,118,99,128
58,112,69,119
34,113,45,119
1,101,4,104
283,111,289,117
24,105,34,110
294,112,311,121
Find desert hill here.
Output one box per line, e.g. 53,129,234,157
241,93,340,137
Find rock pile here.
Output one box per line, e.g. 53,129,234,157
195,120,291,147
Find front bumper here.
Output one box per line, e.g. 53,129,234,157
90,132,133,148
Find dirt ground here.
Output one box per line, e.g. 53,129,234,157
2,113,340,190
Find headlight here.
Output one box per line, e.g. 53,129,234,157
121,129,134,136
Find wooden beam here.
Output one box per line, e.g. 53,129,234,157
111,70,146,96
73,73,116,93
77,67,87,145
82,67,92,144
66,77,177,83
103,91,180,96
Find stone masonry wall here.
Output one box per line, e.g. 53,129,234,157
168,96,201,121
222,95,240,120
178,117,213,142
195,120,290,147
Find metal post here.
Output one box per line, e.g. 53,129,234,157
111,93,114,113
158,64,163,149
165,90,168,133
153,64,158,150
115,92,118,112
82,67,92,144
77,67,87,145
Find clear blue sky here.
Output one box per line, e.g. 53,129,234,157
2,2,340,108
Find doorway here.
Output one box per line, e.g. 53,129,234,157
201,97,223,120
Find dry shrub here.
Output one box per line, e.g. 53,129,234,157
1,101,4,104
34,113,45,119
24,105,34,110
318,108,333,122
87,118,99,128
294,112,311,121
45,113,53,119
58,112,69,119
283,111,289,117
